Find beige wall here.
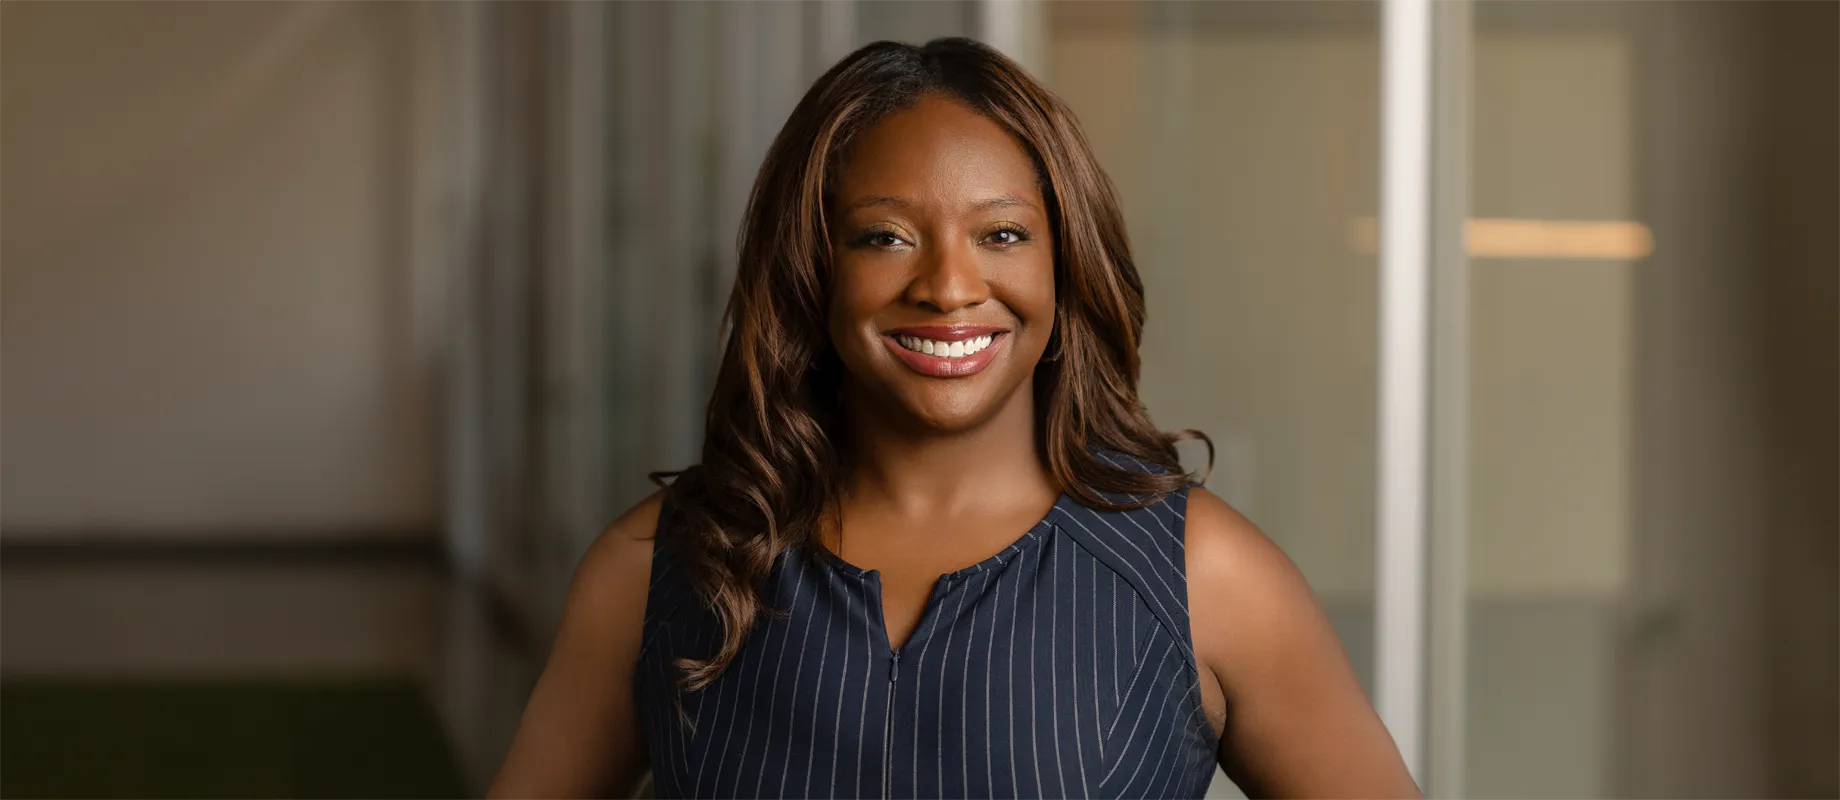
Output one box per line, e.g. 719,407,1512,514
1,2,438,534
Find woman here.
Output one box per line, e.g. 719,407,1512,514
489,38,1417,800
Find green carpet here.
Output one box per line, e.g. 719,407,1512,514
0,676,470,799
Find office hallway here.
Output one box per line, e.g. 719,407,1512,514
1,549,540,797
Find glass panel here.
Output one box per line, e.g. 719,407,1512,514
1464,7,1635,797
1450,1,1838,796
1044,3,1384,796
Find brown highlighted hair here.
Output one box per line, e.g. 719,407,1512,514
653,37,1209,695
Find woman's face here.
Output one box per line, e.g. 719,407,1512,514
827,93,1056,433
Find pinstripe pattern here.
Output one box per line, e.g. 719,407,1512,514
636,458,1216,799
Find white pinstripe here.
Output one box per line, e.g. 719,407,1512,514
1091,556,1105,763
1009,539,1024,799
1130,585,1138,664
739,573,805,790
1127,693,1205,793
1116,502,1187,571
1053,509,1188,664
1029,539,1045,795
770,574,820,799
962,570,991,797
663,626,691,795
800,590,837,798
691,631,743,796
1104,684,1177,790
1170,702,1214,800
985,561,1001,797
1112,571,1121,707
937,579,968,796
856,580,873,799
830,580,854,799
1096,636,1170,754
910,578,941,793
1140,706,1184,800
751,569,806,797
1050,537,1069,798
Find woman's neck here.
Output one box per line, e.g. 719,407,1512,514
838,382,1057,520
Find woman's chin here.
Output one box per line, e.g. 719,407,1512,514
884,385,1017,434
841,356,1035,435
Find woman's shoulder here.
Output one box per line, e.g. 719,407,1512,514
1182,486,1326,640
593,486,664,552
563,491,668,636
578,490,666,582
1186,483,1351,611
600,489,668,548
1182,484,1344,686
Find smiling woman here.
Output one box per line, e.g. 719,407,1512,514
827,94,1057,422
487,38,1419,800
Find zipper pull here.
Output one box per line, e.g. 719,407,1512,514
889,650,901,682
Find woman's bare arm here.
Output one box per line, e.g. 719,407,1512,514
1185,487,1421,799
487,492,664,799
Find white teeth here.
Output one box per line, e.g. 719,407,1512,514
895,334,998,359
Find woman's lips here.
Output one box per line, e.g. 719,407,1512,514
882,329,1007,378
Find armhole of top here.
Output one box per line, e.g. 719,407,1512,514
1167,482,1199,670
1166,482,1216,742
636,489,677,662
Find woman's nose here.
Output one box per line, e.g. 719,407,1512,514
908,238,990,313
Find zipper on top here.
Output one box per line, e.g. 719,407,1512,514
884,649,901,799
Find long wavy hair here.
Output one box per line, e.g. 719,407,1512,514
653,37,1210,695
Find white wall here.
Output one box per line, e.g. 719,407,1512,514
1,2,438,535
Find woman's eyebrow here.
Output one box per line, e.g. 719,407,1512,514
846,195,912,211
972,194,1039,212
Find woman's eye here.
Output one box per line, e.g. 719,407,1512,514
987,228,1027,246
862,231,905,248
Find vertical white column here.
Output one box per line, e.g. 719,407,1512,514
1377,0,1433,784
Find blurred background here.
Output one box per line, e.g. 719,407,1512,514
2,1,1834,798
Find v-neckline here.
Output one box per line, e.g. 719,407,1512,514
809,491,1071,654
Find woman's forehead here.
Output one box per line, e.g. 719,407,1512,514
833,94,1044,214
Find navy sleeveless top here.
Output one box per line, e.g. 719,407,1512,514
635,461,1217,799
